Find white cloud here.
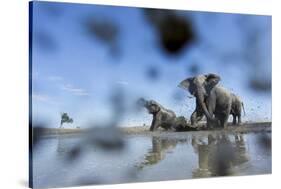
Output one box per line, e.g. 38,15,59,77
61,84,90,96
47,76,63,82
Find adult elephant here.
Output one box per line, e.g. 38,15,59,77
178,73,232,128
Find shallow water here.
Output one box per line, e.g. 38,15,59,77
32,131,271,188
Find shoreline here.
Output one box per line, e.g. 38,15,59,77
33,121,272,137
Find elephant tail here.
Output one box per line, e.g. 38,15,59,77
242,102,246,116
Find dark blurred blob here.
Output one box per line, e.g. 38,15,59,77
34,31,58,53
108,43,121,59
56,127,126,165
133,97,146,113
75,177,101,186
136,97,146,107
188,63,200,75
85,18,118,44
144,9,195,56
146,66,161,81
249,77,271,93
84,17,121,58
86,127,125,151
41,3,64,18
32,123,47,150
65,145,82,162
109,87,126,124
256,132,271,154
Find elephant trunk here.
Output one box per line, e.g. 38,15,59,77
197,92,213,121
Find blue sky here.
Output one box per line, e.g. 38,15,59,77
31,1,272,128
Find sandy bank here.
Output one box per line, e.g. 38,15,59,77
33,122,271,137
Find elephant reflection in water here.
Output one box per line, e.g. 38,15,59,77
233,134,249,166
192,133,249,177
137,137,187,169
56,136,82,161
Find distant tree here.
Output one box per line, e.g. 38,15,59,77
60,112,73,128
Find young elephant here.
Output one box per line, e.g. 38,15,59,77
230,93,245,125
138,98,177,131
178,73,232,128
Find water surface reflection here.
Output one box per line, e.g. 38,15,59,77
33,132,271,188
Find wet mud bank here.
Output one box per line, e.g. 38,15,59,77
121,122,271,136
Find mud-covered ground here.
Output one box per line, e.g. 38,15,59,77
121,122,271,135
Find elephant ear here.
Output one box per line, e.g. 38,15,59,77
205,73,220,88
178,78,193,91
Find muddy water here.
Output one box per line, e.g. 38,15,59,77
32,131,271,188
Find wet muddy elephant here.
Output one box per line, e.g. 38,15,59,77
179,74,232,128
189,93,246,126
138,98,177,131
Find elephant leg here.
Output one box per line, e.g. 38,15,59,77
150,115,157,131
206,116,213,128
149,123,155,131
150,122,160,131
213,114,221,127
220,113,230,128
232,115,237,125
154,123,161,130
207,108,216,128
238,114,242,125
222,105,231,128
206,117,215,128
